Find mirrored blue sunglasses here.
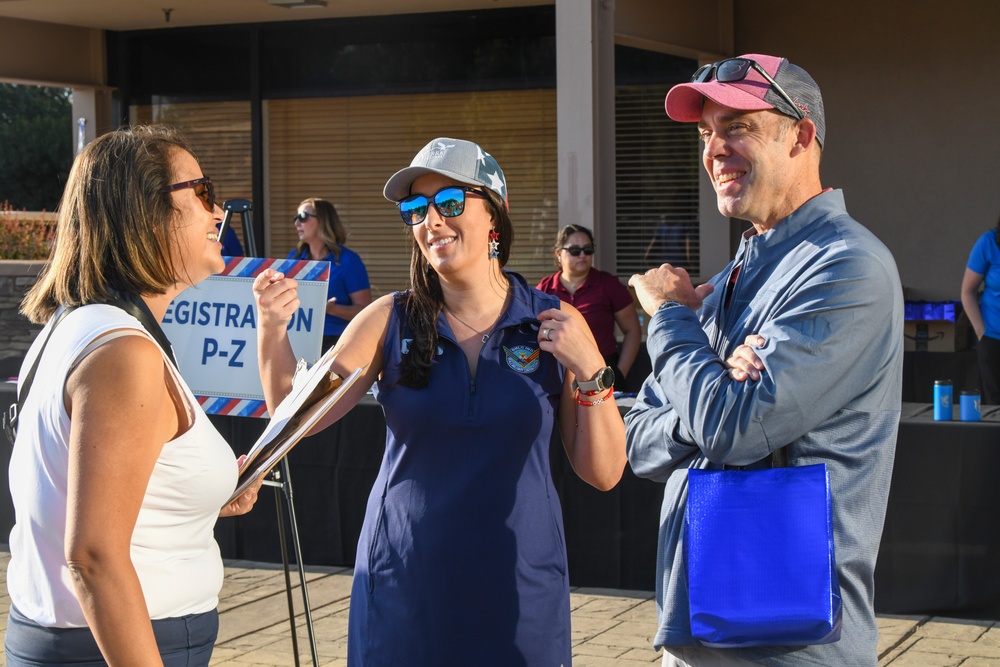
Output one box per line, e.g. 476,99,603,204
397,186,487,226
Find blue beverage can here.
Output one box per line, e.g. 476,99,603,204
960,390,981,422
933,380,953,421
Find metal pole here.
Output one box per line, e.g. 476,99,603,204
219,199,257,257
278,458,320,667
237,197,314,665
264,471,301,667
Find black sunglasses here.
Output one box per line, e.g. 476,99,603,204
397,186,487,226
691,57,805,121
164,176,215,213
293,212,317,224
562,245,595,257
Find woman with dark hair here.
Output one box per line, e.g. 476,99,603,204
288,197,371,350
254,137,626,666
961,214,1000,403
537,223,642,390
6,125,262,666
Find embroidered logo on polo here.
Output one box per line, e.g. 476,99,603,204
503,345,540,374
401,338,443,356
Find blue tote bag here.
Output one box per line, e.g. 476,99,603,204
685,462,842,647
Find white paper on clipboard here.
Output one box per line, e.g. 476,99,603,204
226,359,364,504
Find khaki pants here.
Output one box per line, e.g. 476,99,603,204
662,647,762,666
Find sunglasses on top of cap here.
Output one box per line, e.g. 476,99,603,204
691,57,805,121
397,186,487,226
562,245,595,257
164,176,216,213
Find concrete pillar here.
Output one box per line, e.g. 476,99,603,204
70,86,115,153
556,0,617,272
71,87,97,154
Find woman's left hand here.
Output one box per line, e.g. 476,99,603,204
219,455,264,517
537,307,605,382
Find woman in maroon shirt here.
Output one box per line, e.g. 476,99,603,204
537,224,642,389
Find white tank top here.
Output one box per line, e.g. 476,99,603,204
7,304,238,627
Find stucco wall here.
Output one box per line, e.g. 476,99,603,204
732,0,999,301
0,17,105,87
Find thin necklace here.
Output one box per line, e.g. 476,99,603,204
444,306,502,344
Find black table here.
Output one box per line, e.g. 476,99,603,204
210,395,662,592
211,395,387,567
210,397,1000,609
874,402,1000,614
3,378,999,613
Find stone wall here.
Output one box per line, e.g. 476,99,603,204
0,261,45,367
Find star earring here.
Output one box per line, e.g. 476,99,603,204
488,229,500,259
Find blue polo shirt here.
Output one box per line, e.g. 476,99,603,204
967,230,1000,339
287,246,370,337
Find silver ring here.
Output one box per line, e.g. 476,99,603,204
543,328,552,342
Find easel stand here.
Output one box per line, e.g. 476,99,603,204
225,198,317,667
263,459,320,667
218,198,257,255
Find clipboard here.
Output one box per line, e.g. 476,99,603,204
226,354,364,504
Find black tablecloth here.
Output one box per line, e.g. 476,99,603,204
2,377,999,612
873,402,1000,614
211,395,387,566
211,395,661,592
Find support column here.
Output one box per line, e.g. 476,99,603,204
556,0,617,271
70,86,114,153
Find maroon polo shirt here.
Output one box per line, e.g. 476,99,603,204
536,268,634,356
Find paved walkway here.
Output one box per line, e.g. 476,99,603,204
0,549,997,666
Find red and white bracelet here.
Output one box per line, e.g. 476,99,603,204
576,386,614,406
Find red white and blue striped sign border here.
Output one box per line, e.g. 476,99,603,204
217,256,331,282
197,394,271,419
194,256,329,417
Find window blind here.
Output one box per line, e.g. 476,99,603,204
615,85,701,280
131,101,254,251
265,89,558,297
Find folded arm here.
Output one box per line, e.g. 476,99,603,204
627,252,899,479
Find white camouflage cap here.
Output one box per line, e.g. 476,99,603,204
383,137,507,206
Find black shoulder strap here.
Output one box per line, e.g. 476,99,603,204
3,297,178,448
3,306,77,446
109,294,178,368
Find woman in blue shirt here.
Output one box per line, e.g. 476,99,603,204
288,198,371,351
255,138,626,666
961,215,1000,404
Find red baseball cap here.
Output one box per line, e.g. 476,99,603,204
665,54,826,147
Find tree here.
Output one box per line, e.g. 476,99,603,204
0,83,73,211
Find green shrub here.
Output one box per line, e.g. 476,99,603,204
0,201,55,260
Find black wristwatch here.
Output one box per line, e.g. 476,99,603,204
573,366,616,395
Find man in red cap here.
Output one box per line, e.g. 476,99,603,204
625,55,903,666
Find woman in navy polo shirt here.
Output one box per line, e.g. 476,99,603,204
255,138,627,666
288,197,371,351
961,214,1000,403
537,224,642,390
